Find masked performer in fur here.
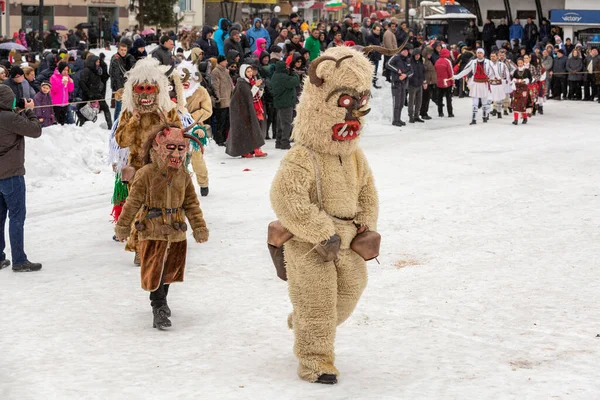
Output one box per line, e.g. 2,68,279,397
112,57,182,261
115,123,209,329
270,46,379,384
178,60,213,196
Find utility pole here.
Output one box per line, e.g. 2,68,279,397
405,0,409,27
39,0,43,33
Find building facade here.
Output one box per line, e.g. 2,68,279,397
1,0,129,40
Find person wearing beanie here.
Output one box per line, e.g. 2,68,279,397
129,38,147,61
210,54,233,145
4,66,36,105
33,81,55,127
49,61,73,125
551,48,568,99
434,48,454,118
151,35,175,66
0,84,43,272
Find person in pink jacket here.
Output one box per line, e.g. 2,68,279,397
50,61,74,125
253,37,267,59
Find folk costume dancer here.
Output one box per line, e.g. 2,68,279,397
451,48,493,125
488,51,511,119
499,49,517,115
511,58,533,125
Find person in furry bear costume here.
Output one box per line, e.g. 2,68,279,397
270,46,379,384
115,124,209,329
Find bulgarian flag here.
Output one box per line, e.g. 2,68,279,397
326,0,343,11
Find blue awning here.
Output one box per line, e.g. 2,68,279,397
551,9,600,25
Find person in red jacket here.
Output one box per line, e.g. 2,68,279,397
434,48,454,117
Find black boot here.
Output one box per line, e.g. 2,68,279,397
12,260,42,272
0,259,10,270
512,120,518,125
392,121,402,127
399,120,406,126
470,120,477,125
522,118,528,124
483,116,488,123
503,109,508,116
152,305,172,329
200,187,209,197
538,106,544,115
316,374,338,385
532,105,537,116
409,116,415,123
448,113,455,118
491,109,497,116
422,114,432,120
497,112,502,119
414,117,425,123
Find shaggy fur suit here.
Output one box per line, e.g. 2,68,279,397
270,47,379,382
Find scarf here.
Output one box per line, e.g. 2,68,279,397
249,77,264,121
474,60,487,80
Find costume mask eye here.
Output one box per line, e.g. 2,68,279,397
166,144,177,150
338,95,353,108
359,95,369,107
134,85,156,94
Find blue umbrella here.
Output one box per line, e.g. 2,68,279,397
0,42,28,51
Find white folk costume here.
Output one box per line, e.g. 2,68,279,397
453,49,493,124
501,57,517,113
488,59,511,117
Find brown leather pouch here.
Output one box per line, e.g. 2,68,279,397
267,221,294,281
351,231,381,261
121,165,136,184
315,234,341,262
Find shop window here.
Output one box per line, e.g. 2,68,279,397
516,10,536,20
22,6,54,32
487,10,507,20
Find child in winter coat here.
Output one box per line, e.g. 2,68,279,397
50,61,74,125
33,82,55,127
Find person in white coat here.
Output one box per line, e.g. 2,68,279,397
488,51,512,118
449,48,493,125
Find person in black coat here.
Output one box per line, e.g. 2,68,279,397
223,29,245,60
197,26,219,59
366,25,383,88
128,38,147,62
267,17,280,46
407,48,426,123
482,19,495,56
77,54,112,129
344,23,365,47
387,44,414,126
98,53,110,88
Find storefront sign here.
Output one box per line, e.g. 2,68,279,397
550,9,600,25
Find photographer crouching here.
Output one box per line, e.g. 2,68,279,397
0,85,43,272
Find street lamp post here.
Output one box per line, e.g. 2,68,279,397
173,4,181,35
409,7,416,31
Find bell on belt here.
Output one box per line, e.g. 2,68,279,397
180,222,188,232
134,221,146,231
172,222,181,231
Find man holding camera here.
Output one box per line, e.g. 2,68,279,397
3,66,36,108
0,85,42,272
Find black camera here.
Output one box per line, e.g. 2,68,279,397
15,98,32,109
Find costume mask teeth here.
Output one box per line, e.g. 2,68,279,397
332,120,361,141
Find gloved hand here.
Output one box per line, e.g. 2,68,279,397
193,227,209,243
115,225,130,242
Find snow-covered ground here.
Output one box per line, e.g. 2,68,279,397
2,88,600,399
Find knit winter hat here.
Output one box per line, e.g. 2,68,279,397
133,38,146,48
290,13,299,19
40,81,51,88
57,61,69,74
9,66,24,78
217,55,227,64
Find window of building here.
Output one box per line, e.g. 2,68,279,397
487,10,507,20
516,10,537,20
22,6,54,32
178,0,192,12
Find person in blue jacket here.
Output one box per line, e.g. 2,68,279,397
111,20,119,44
509,19,524,48
246,18,271,53
215,18,231,56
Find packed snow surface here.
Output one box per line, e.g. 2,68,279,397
2,87,600,399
